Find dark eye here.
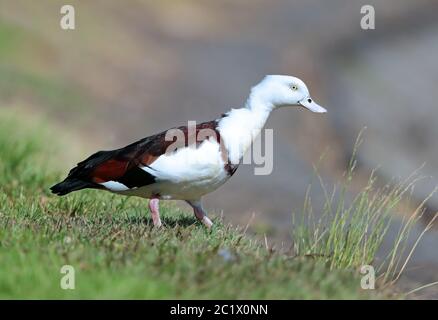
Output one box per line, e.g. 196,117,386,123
291,85,298,91
307,98,312,103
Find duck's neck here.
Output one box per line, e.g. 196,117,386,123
244,91,275,133
217,91,275,165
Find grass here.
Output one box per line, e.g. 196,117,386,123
291,136,402,271
0,196,374,299
292,132,438,293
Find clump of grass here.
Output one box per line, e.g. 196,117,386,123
291,130,437,292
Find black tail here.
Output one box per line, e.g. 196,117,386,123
50,178,95,196
50,149,117,196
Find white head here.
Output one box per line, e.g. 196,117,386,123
248,75,327,113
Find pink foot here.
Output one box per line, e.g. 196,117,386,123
186,200,214,229
200,216,213,229
148,198,162,227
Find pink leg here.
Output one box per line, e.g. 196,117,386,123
148,198,162,227
186,200,213,228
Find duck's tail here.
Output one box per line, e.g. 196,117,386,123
50,178,95,196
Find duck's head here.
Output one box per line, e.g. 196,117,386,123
250,75,327,113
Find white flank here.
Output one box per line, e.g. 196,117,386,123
117,137,231,200
141,137,225,183
101,181,130,191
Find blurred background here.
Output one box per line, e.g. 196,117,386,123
1,0,438,297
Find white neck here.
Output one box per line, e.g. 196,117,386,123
217,90,275,164
244,90,275,131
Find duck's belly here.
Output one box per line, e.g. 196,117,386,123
120,170,230,200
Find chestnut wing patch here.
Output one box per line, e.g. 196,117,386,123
91,158,156,189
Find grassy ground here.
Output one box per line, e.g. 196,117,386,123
0,110,390,299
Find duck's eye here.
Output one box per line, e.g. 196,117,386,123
291,85,298,91
307,98,312,103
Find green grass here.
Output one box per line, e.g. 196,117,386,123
0,111,406,299
291,132,436,294
291,136,403,271
0,196,375,299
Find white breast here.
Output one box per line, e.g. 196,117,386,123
217,108,269,165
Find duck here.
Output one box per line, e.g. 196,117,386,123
51,75,326,228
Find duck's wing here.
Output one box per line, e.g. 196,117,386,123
50,120,222,195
